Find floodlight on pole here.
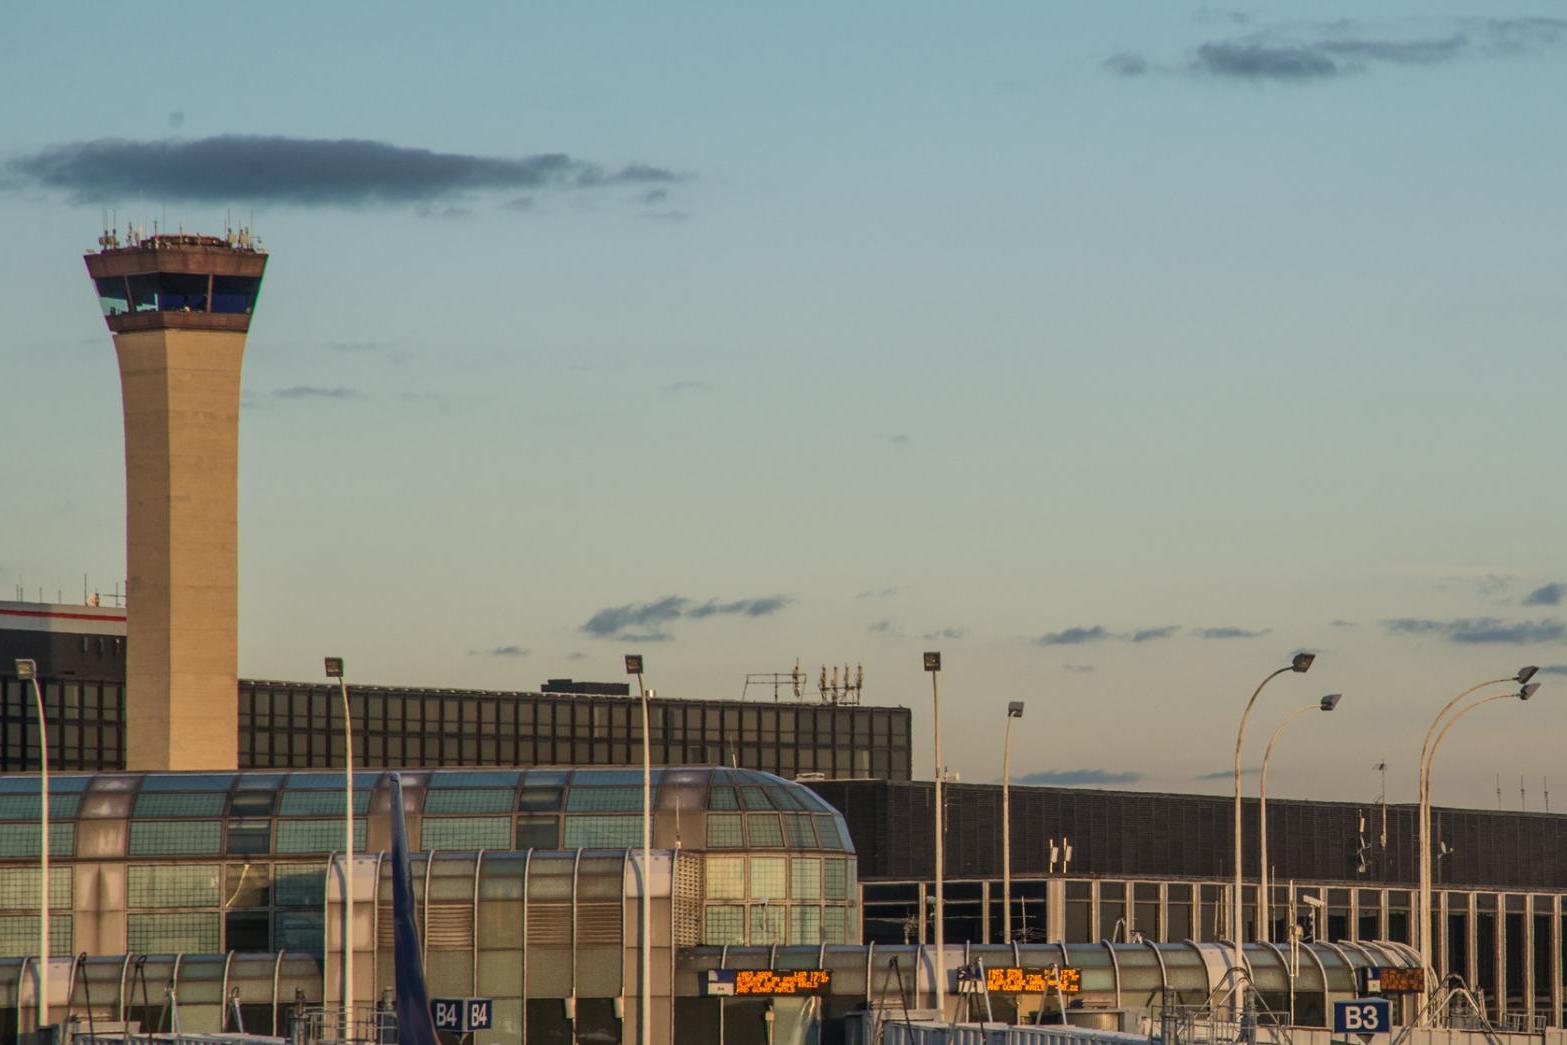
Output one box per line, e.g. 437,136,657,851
923,652,945,1015
1232,653,1313,982
15,659,48,1032
627,654,651,1045
1258,695,1342,941
1002,701,1024,944
324,657,353,1037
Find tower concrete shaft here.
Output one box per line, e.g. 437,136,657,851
86,233,267,771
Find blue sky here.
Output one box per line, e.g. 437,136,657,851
3,2,1566,808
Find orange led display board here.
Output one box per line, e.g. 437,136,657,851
984,966,1082,994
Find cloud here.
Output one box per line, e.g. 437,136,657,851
1017,769,1144,787
1537,665,1567,676
581,594,791,640
663,380,712,394
1194,41,1339,79
1062,664,1095,674
471,645,528,657
271,385,361,401
1131,626,1180,642
1383,617,1566,644
1330,619,1357,628
856,586,900,600
1195,626,1270,639
888,434,912,447
1524,583,1565,606
167,110,185,129
1195,768,1260,781
7,135,687,206
921,627,965,641
866,619,894,634
1036,626,1109,647
1104,52,1150,76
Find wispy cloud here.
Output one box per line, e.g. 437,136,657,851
1036,624,1183,646
271,385,362,401
856,586,900,600
1017,769,1144,787
866,619,894,634
1196,768,1261,781
7,135,688,207
1196,626,1269,640
921,627,965,641
1063,664,1095,674
1537,665,1567,676
1383,617,1566,645
470,645,528,658
887,434,912,447
1524,583,1566,607
581,594,791,641
1330,619,1357,628
1117,17,1567,84
663,379,712,394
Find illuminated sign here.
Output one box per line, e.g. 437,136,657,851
704,969,831,996
1370,967,1425,994
985,966,1082,994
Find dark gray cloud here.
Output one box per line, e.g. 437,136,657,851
1036,626,1109,647
1317,35,1467,64
1196,768,1260,781
856,586,900,600
7,135,686,206
1017,769,1144,787
271,385,361,401
1383,617,1566,644
1330,619,1357,628
1131,626,1180,642
1195,41,1339,79
866,619,894,634
1104,52,1150,76
1537,665,1567,676
921,627,965,641
471,645,528,657
1196,626,1270,640
1524,583,1565,606
581,594,790,641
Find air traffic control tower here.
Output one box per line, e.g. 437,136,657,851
85,231,266,771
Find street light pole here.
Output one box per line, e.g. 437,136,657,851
923,652,945,1016
1258,694,1341,943
626,655,651,1045
1232,652,1313,979
1002,701,1024,944
15,659,47,1033
1417,675,1538,1021
324,658,354,1038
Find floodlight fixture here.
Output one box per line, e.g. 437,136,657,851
923,652,941,672
1007,701,1025,718
14,659,36,681
624,654,644,675
323,657,344,679
1319,693,1342,712
1520,682,1541,701
1291,652,1315,673
1517,666,1539,685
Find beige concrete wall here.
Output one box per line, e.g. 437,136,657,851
114,327,245,771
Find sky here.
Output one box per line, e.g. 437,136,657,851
3,2,1566,810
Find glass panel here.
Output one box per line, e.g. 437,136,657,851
274,819,366,854
424,788,515,814
748,814,784,848
279,791,372,816
751,905,785,944
705,905,745,944
155,272,210,311
517,786,563,812
140,774,236,791
127,912,221,951
273,866,325,907
0,914,73,956
565,787,642,812
134,792,228,817
421,816,512,850
128,821,221,856
95,276,131,317
792,857,822,901
706,814,744,848
708,786,738,810
750,857,787,901
561,815,640,848
127,273,159,312
0,867,72,910
783,814,817,848
0,794,81,819
275,911,324,954
824,858,847,901
706,856,746,899
790,905,822,944
515,816,559,849
230,792,276,816
227,820,271,855
208,274,262,313
128,864,221,907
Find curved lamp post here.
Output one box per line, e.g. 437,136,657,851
324,657,354,1037
1417,675,1538,1022
1232,651,1314,977
625,654,651,1045
1415,666,1536,1011
1002,701,1024,944
15,659,47,1032
923,652,945,1015
1258,693,1341,942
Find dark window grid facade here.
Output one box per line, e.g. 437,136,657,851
0,678,123,772
236,682,911,781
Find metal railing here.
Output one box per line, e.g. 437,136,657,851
287,1007,395,1045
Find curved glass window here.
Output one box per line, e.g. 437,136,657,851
747,813,784,848
425,788,514,814
128,820,219,856
94,276,130,317
422,816,511,850
562,815,639,848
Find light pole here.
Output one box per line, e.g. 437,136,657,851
1258,694,1340,942
1002,701,1024,944
1417,673,1538,1018
324,657,354,1037
923,651,945,1016
626,654,651,1045
15,659,47,1032
1232,651,1313,978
